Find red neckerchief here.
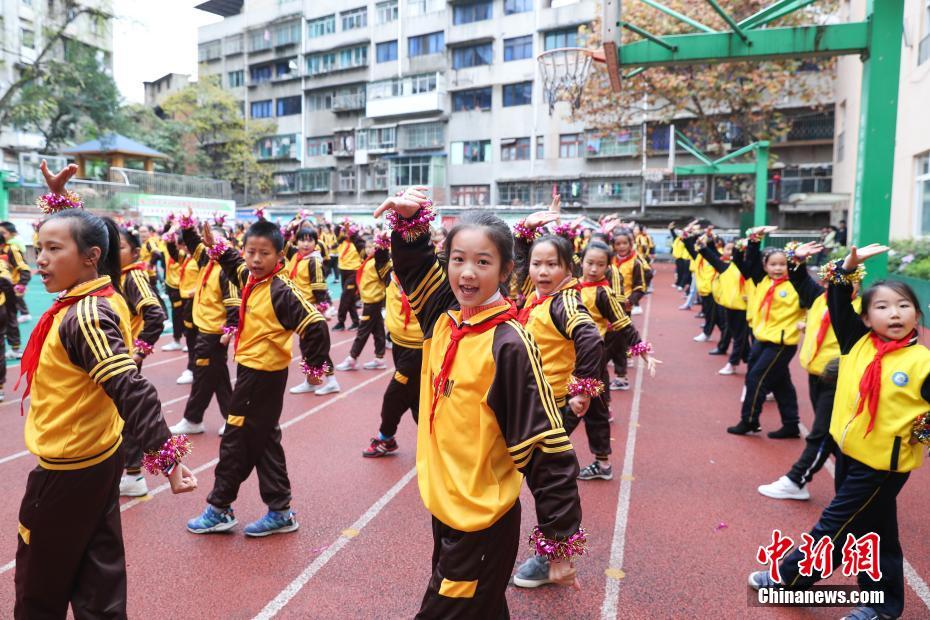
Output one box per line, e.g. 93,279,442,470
855,331,915,436
199,261,217,293
355,256,373,290
178,256,192,285
340,240,354,259
289,252,309,279
759,277,789,323
430,301,517,433
393,274,411,328
517,293,550,325
577,279,609,289
615,253,636,268
16,283,115,415
122,262,147,273
235,264,284,351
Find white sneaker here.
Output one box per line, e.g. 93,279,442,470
217,423,226,436
0,391,5,402
119,474,148,497
335,356,357,371
17,314,32,324
766,393,775,402
315,377,341,396
176,369,194,385
718,363,735,376
693,333,710,342
631,306,643,316
362,358,386,370
757,476,810,501
169,418,204,435
182,345,189,353
289,379,316,394
162,341,183,352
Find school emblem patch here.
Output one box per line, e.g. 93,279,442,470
892,372,909,387
779,290,788,298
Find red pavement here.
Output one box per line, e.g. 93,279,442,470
0,265,928,619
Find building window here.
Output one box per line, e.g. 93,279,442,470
225,35,243,55
918,153,930,235
250,100,273,118
249,28,273,52
227,70,244,87
452,87,492,111
250,65,273,84
453,1,492,25
403,122,444,149
408,0,443,17
365,161,389,191
308,14,336,38
256,135,298,160
559,133,583,158
341,7,367,31
499,182,531,205
500,137,530,161
377,40,398,63
358,126,397,151
545,27,579,50
451,185,490,206
334,85,366,110
307,136,334,157
536,136,545,159
198,40,221,61
503,35,532,62
307,45,368,75
337,168,357,192
391,156,432,186
590,179,641,206
307,90,333,110
920,0,930,65
335,132,355,154
452,43,492,69
274,21,300,46
298,169,332,192
275,59,298,78
368,74,437,100
408,31,444,57
504,0,532,14
376,0,398,24
273,171,298,194
451,140,491,164
277,96,301,116
502,81,532,106
585,128,641,158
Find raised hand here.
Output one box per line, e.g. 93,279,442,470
842,244,889,271
39,159,78,195
202,221,216,248
525,194,561,228
644,355,662,377
793,241,824,261
373,186,430,219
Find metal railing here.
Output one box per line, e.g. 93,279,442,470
784,114,834,142
109,167,232,200
9,179,141,214
644,178,707,205
333,92,366,111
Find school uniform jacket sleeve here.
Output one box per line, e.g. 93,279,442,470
7,245,30,286
512,233,533,299
62,296,171,453
627,259,647,307
487,323,582,540
682,235,699,260
216,246,250,290
307,257,331,305
165,238,180,262
124,270,166,346
390,228,458,337
698,243,728,274
220,270,240,327
596,286,641,346
181,227,209,268
825,262,870,355
788,260,824,308
373,246,393,284
745,239,765,285
730,247,750,279
550,290,603,381
270,277,330,367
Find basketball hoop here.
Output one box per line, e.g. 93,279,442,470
537,47,602,115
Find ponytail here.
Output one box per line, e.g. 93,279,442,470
101,218,123,295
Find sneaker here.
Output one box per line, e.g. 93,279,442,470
677,303,692,311
119,474,148,497
182,345,189,353
708,348,726,356
578,460,613,480
244,509,299,538
6,348,21,360
187,505,237,534
336,356,357,371
0,391,5,402
17,314,32,324
217,423,226,436
315,377,341,396
169,418,205,435
718,363,735,375
758,476,810,501
695,312,705,319
332,323,346,331
512,555,552,588
609,377,630,391
631,306,643,316
362,358,386,370
348,323,360,331
747,570,780,590
840,607,889,620
161,341,183,352
362,436,398,458
727,420,761,435
176,369,194,384
766,393,775,402
693,333,710,342
289,379,316,394
767,425,801,439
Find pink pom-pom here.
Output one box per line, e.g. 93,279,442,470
627,341,653,358
552,222,580,240
133,339,155,357
374,235,391,251
386,206,436,243
567,376,605,399
528,526,587,561
253,207,267,221
513,219,546,241
142,435,192,476
13,284,25,295
36,191,83,214
162,232,177,244
213,212,227,227
222,325,238,337
178,214,196,229
300,360,331,380
315,300,331,315
912,412,930,446
206,239,229,262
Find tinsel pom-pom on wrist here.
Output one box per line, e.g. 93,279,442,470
733,238,748,252
552,222,580,240
178,214,196,229
300,360,332,380
36,191,83,214
386,205,436,243
627,341,653,358
513,219,546,241
911,412,930,446
783,241,803,265
206,239,230,261
142,435,192,476
374,235,391,251
13,284,25,295
818,261,866,286
315,300,331,315
133,339,155,357
528,526,588,561
567,376,605,399
222,325,237,338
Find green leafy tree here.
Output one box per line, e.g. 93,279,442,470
115,104,193,174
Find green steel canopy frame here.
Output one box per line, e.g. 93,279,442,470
604,0,903,280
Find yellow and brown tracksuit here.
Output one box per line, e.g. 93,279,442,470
166,238,201,371
393,229,582,619
179,227,240,426
699,243,749,365
682,236,726,341
285,247,331,308
319,230,337,279
2,242,30,350
16,277,172,619
140,235,168,315
671,235,691,288
335,232,365,327
350,246,391,360
209,249,332,512
0,260,17,388
163,243,185,343
378,275,424,437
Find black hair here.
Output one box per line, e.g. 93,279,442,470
861,280,924,322
295,227,318,243
0,221,17,235
590,232,610,245
582,240,614,263
244,220,285,252
611,227,634,244
120,226,142,250
530,235,574,272
444,211,514,293
762,247,787,265
41,210,122,295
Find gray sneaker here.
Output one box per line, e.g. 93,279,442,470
747,570,781,590
512,555,551,588
578,460,613,481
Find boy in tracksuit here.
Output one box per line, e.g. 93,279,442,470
168,223,240,436
164,234,200,383
186,220,332,537
336,237,391,371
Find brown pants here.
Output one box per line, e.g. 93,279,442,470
416,502,520,620
350,301,386,359
378,344,422,438
182,330,232,424
15,452,127,619
208,365,291,511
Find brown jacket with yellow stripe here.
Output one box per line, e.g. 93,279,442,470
385,274,423,349
216,247,330,372
284,247,330,306
165,238,200,299
119,264,166,347
579,281,642,346
25,276,171,471
357,246,392,304
336,231,365,271
182,227,240,335
393,228,582,539
1,242,30,290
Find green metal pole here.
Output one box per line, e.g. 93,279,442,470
0,172,8,221
851,0,904,282
753,142,770,227
639,0,717,33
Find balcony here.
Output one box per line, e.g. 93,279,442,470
366,72,445,118
644,178,707,206
585,129,641,159
781,113,834,143
333,92,366,111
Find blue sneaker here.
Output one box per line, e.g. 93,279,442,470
747,570,781,590
187,505,237,534
244,509,299,538
512,555,551,588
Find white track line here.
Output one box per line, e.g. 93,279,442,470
797,422,930,611
253,467,417,619
600,294,652,620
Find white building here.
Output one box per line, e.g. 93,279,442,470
144,72,191,113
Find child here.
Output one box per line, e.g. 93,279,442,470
611,227,648,315
727,226,806,438
361,272,423,457
1,225,32,359
682,226,726,346
374,189,584,617
336,235,391,372
749,244,930,620
16,161,195,618
167,221,240,437
164,231,200,384
186,219,332,537
116,225,168,497
697,230,749,374
0,264,16,400
160,222,186,352
333,219,365,331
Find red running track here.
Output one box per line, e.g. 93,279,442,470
0,265,928,619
